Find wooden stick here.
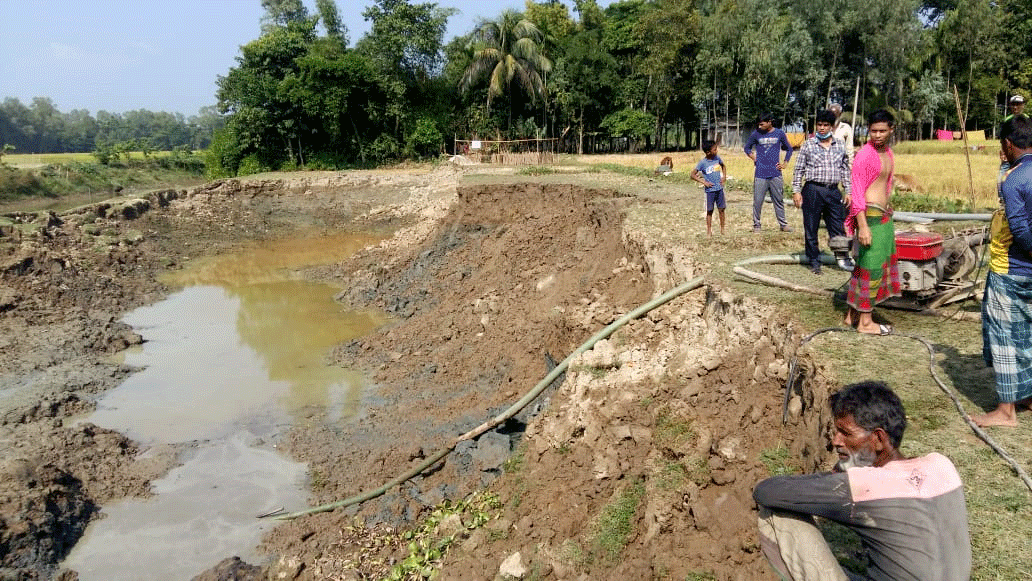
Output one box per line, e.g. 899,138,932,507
953,85,976,212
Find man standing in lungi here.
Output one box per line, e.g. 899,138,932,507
973,115,1032,428
843,110,901,335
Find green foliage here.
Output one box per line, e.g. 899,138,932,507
460,9,553,120
600,109,656,150
92,143,117,166
892,191,970,213
364,134,402,165
0,157,203,204
237,153,271,176
818,519,868,574
407,117,443,159
205,127,243,178
386,492,501,581
13,0,1018,170
0,144,14,168
0,167,48,201
503,442,527,474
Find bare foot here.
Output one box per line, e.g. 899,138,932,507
972,409,1018,427
857,323,891,336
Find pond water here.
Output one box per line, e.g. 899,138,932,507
61,232,387,580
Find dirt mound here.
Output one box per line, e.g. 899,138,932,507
439,288,832,581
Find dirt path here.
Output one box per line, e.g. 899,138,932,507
2,165,836,581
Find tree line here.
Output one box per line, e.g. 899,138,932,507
209,0,1029,175
0,97,224,157
5,0,1029,176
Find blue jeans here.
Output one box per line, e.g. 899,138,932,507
801,182,846,268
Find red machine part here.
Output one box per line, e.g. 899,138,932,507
895,231,944,261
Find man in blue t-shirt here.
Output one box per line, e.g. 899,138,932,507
744,112,794,233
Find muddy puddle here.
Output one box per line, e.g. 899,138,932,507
62,232,387,580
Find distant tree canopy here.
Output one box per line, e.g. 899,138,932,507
0,97,222,155
7,0,1029,173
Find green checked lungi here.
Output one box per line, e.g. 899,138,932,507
983,270,1032,403
846,207,901,312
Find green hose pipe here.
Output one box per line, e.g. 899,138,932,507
275,276,706,520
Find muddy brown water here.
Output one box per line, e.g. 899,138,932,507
60,231,386,580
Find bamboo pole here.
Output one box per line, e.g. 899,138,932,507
953,85,976,212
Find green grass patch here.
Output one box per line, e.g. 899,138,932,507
892,191,973,213
515,165,559,176
656,461,688,491
588,162,696,185
0,154,206,210
588,479,645,563
655,406,694,448
818,519,868,575
891,139,999,156
759,444,798,477
503,441,527,474
684,456,710,487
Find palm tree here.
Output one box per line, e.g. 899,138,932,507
460,10,553,114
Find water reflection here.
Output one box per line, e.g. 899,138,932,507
63,230,386,580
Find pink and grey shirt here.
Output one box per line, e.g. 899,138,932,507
754,452,971,581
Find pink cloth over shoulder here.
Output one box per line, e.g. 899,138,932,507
847,142,894,235
846,452,963,503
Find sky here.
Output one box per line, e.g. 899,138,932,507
0,0,567,118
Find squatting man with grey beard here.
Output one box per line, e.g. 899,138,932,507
752,381,971,581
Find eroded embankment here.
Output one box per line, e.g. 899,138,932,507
259,183,834,581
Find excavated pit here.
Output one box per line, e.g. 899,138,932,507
0,175,833,581
259,183,833,581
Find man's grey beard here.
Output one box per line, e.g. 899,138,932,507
835,447,877,471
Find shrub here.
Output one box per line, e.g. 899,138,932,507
407,118,443,159
205,127,242,178
0,168,49,201
236,154,270,176
364,134,401,165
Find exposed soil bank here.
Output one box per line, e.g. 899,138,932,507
0,168,833,580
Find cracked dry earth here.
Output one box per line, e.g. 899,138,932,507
0,166,834,581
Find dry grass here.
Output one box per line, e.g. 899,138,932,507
571,137,1004,211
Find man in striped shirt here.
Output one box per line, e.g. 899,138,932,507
792,109,852,274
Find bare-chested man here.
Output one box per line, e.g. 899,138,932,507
844,110,901,335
